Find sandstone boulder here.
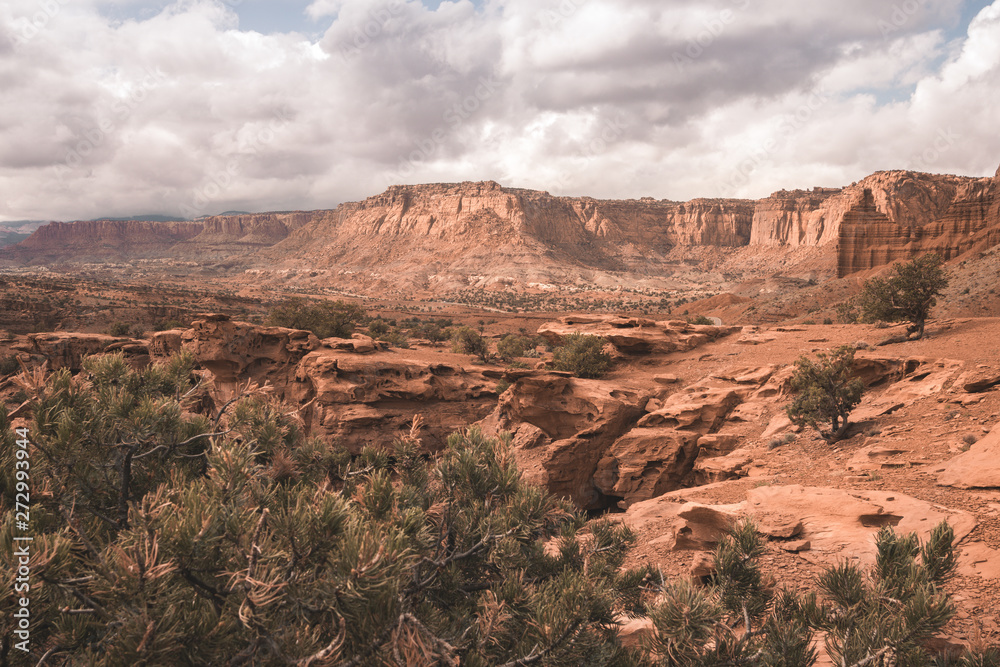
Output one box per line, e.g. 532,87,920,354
166,317,320,386
625,484,976,567
936,421,1000,488
638,387,742,431
294,351,498,453
593,428,701,506
479,373,652,509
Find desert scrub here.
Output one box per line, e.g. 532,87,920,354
552,333,612,378
267,297,365,339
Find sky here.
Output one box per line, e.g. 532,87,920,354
1,0,999,222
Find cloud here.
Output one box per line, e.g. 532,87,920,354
0,0,997,222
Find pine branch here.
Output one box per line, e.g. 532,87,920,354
497,620,582,667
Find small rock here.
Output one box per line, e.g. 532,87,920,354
690,552,716,580
780,540,811,553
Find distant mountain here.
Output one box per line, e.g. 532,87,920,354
89,215,190,223
0,220,49,234
2,164,999,291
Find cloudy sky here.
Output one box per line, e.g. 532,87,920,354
1,0,999,222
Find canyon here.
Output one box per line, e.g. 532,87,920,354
3,165,998,296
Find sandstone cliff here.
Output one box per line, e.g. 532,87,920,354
4,165,1000,284
260,181,754,288
836,173,998,276
1,219,203,263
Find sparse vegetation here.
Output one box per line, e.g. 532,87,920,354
496,333,538,362
645,519,986,666
855,253,949,340
267,297,366,339
687,314,714,325
108,320,132,337
786,345,864,443
553,333,612,378
0,361,649,665
0,355,19,376
451,325,495,363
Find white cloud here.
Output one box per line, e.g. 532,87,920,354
0,0,997,222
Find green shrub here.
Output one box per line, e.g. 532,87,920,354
553,334,612,378
496,333,536,362
267,297,365,339
856,253,948,339
687,315,714,325
151,319,186,332
786,345,864,442
108,321,132,337
451,325,494,363
0,363,647,665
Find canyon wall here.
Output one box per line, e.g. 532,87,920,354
836,173,998,276
3,219,204,263
3,164,999,282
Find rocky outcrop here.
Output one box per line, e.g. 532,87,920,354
625,484,976,565
158,314,319,388
14,332,141,371
290,350,497,452
479,372,653,509
838,176,998,276
1,219,203,263
5,165,1000,285
148,315,499,452
936,421,1000,489
537,316,739,355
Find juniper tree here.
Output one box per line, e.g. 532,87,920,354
786,345,864,443
856,253,948,340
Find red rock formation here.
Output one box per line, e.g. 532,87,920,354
837,175,998,276
4,165,999,283
150,315,498,453
2,219,203,263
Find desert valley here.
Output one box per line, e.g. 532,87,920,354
2,160,1000,664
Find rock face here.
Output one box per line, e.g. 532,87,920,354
837,175,999,276
15,333,141,371
260,182,754,290
150,315,498,453
290,349,498,452
936,421,1000,489
479,372,652,509
1,219,203,263
537,316,739,355
4,165,1000,285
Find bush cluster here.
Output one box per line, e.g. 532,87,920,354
553,333,612,378
267,297,366,339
